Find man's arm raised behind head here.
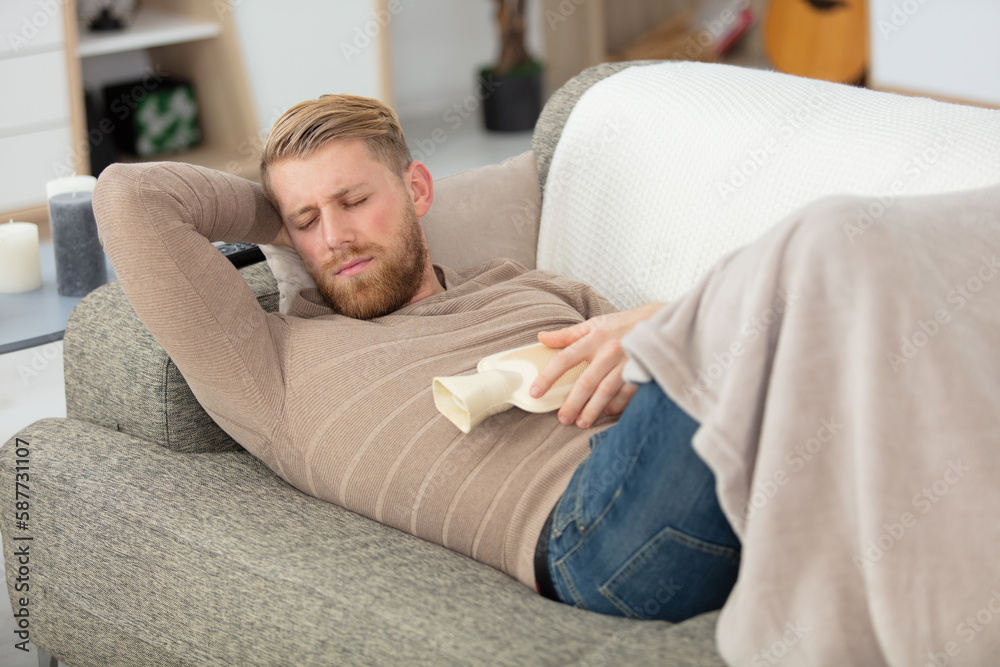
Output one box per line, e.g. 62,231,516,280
93,162,288,462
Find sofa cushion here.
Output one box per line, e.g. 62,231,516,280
260,150,542,314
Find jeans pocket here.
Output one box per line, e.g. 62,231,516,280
598,525,740,623
552,430,612,538
587,429,607,451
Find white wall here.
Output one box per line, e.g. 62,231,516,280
388,0,546,120
231,1,546,130
389,1,496,119
869,0,1000,106
230,0,387,139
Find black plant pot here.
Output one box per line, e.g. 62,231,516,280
479,64,543,133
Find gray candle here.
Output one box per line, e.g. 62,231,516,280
48,191,107,297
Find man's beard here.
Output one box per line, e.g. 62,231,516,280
307,202,429,320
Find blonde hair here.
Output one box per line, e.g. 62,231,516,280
260,94,412,206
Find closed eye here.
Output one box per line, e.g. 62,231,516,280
345,196,369,209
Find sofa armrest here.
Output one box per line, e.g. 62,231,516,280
63,260,279,452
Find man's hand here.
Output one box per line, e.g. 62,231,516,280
530,302,664,428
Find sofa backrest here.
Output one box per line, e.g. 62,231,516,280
534,61,1000,309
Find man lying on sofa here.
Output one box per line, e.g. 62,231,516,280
93,93,740,624
94,91,1000,667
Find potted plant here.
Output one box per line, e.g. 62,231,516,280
480,0,544,132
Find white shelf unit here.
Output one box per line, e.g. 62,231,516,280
77,9,221,58
68,0,259,182
0,0,261,234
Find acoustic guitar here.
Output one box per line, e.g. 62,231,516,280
764,0,868,84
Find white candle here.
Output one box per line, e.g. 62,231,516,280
46,175,97,200
0,220,43,294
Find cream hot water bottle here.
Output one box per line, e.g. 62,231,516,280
433,343,588,434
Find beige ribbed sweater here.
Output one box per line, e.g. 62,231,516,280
93,161,615,588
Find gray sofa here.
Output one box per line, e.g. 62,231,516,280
1,62,727,666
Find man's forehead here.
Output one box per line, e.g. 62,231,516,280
275,139,381,183
272,143,386,215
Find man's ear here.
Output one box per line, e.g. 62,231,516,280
271,222,295,249
405,161,433,217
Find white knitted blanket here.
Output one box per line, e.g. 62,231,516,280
538,61,1000,309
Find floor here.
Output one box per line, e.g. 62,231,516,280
0,114,531,666
0,343,65,667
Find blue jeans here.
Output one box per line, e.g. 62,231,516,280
541,382,740,622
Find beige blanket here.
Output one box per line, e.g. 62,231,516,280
621,185,1000,665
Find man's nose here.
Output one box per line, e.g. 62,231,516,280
319,208,356,249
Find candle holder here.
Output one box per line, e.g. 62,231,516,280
46,176,108,298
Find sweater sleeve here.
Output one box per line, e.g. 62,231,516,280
93,161,287,463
